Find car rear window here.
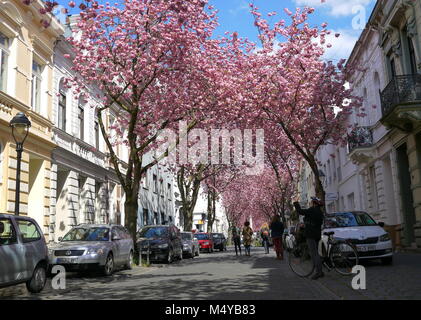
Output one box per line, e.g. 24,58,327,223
16,219,41,243
181,233,192,240
138,227,169,239
194,234,209,240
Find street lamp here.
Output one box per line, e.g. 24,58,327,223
10,112,31,216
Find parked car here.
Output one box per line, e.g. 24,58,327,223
181,231,200,258
48,224,134,276
0,213,49,293
212,233,227,251
194,232,214,253
137,225,183,264
322,211,394,265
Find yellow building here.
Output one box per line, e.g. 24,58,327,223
0,0,64,239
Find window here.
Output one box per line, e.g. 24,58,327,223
154,212,158,224
160,179,164,196
0,32,9,92
153,174,157,193
389,57,396,80
0,218,17,245
16,219,41,243
143,172,149,189
407,36,417,74
31,60,42,113
143,208,149,226
347,193,355,211
95,120,99,150
58,88,66,130
161,212,165,225
167,183,171,199
78,99,85,140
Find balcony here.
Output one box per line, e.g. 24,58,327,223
380,74,421,132
347,126,375,164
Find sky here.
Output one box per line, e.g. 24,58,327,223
54,0,376,62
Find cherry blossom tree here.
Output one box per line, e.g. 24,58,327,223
242,5,362,204
62,0,238,244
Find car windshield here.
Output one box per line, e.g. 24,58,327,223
62,227,110,241
138,227,168,239
194,233,209,240
324,212,378,228
181,233,192,240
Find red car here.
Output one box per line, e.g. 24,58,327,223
193,232,214,253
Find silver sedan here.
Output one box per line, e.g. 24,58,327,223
48,224,134,276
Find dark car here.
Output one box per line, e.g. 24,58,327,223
211,233,227,251
194,232,214,253
0,213,49,293
137,225,183,264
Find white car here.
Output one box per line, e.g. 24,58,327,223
321,211,393,265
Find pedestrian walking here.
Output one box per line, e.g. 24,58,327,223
232,226,242,256
293,197,325,280
242,221,253,256
270,215,284,260
260,223,270,254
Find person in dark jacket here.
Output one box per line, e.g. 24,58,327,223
293,197,325,280
270,215,284,260
232,226,242,256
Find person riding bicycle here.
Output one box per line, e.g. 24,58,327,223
260,224,270,254
293,197,324,280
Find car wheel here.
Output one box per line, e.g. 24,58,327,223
381,257,393,265
125,250,134,270
26,264,47,294
103,253,114,276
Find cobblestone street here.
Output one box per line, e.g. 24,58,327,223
1,247,420,300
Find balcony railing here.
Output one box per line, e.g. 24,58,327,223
380,74,421,116
347,126,373,154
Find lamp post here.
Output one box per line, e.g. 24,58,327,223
10,112,31,216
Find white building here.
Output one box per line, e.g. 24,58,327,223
50,22,124,240
313,0,421,249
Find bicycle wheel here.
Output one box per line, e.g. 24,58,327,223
288,242,315,277
329,241,359,276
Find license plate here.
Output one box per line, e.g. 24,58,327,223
57,258,78,264
358,245,376,252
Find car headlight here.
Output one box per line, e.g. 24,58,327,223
48,248,54,255
379,233,390,242
157,243,168,249
87,248,104,255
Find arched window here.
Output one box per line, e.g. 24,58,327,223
57,80,67,131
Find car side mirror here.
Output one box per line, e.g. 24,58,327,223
58,237,63,242
378,222,385,228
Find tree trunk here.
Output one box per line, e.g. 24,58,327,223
183,206,194,232
124,194,139,252
206,189,213,233
307,155,326,207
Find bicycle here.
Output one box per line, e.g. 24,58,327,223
288,231,359,277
